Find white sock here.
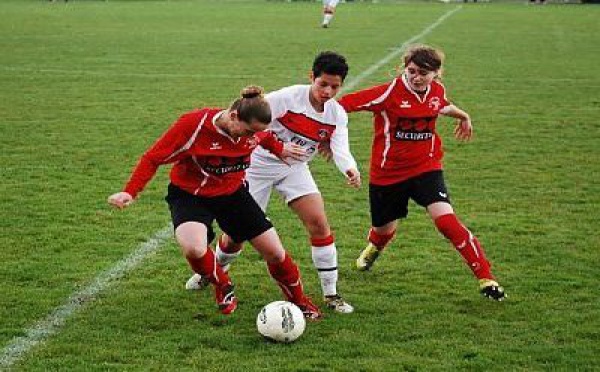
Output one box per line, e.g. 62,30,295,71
311,244,338,297
323,14,334,25
215,242,241,272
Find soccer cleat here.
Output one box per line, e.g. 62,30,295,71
479,279,506,301
356,243,381,271
185,273,210,290
295,297,323,320
185,263,230,290
215,283,237,315
324,294,354,314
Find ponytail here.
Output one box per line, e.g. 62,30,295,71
230,85,271,124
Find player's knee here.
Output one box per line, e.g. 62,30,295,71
180,243,207,260
304,216,330,237
262,248,286,264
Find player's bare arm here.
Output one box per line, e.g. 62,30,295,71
440,104,473,141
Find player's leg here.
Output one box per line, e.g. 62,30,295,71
184,233,237,290
166,182,237,314
175,222,237,314
281,166,353,313
185,171,274,290
415,171,505,301
216,186,322,319
249,229,321,320
357,221,397,271
356,181,408,271
288,193,353,313
322,0,339,28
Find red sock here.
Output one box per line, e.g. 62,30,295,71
219,235,243,254
368,228,395,251
186,247,231,286
434,214,493,280
310,234,335,247
267,253,305,303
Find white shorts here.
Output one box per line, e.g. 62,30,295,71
323,0,340,7
246,161,320,212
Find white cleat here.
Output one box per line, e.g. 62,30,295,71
324,294,354,314
185,273,209,290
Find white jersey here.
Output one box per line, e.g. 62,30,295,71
252,84,357,175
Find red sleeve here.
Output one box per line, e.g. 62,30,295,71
123,111,201,198
338,83,391,113
437,81,450,108
255,130,284,157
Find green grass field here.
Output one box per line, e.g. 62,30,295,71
1,0,599,370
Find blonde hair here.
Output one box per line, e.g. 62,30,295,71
230,85,271,124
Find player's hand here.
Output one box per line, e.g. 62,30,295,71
318,142,333,162
345,168,361,189
280,142,307,163
454,117,473,141
108,192,134,209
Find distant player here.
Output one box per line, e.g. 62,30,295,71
321,0,340,28
339,44,506,301
108,86,322,319
186,52,360,313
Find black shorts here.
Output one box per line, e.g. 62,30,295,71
369,170,451,227
165,183,273,244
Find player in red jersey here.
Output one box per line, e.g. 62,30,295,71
339,45,506,301
108,86,322,318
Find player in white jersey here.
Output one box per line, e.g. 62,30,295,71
187,52,360,314
321,0,340,28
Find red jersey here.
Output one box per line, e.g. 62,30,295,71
339,75,450,185
123,108,283,198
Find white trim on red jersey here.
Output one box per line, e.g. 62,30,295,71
164,113,208,162
381,111,391,168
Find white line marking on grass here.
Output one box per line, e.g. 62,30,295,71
0,6,462,369
342,5,463,94
0,227,173,370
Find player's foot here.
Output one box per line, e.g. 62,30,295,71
295,297,323,320
186,264,230,290
322,23,329,28
215,283,237,315
479,279,506,301
356,243,380,271
324,294,354,314
185,273,210,290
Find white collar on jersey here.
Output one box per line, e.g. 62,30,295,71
212,110,241,144
401,73,431,104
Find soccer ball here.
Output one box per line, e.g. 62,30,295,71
256,301,306,343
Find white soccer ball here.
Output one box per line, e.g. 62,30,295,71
256,301,306,343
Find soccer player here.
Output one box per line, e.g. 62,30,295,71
108,86,322,319
186,52,360,313
321,0,340,28
338,45,506,301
